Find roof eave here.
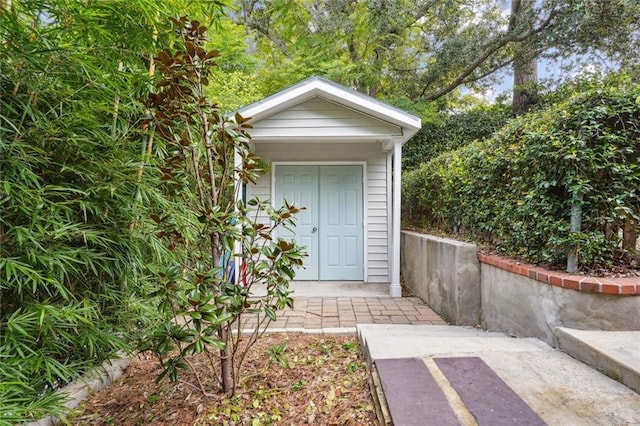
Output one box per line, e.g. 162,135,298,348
237,76,422,134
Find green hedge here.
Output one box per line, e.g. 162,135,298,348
402,104,511,171
404,74,640,269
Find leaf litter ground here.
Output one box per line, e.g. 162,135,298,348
71,333,377,425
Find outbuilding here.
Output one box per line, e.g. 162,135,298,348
237,77,421,296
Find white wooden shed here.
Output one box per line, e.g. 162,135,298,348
236,76,421,297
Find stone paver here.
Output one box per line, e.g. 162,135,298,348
240,296,446,330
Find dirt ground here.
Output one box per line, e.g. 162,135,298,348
70,333,377,426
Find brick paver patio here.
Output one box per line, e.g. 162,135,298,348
240,296,446,330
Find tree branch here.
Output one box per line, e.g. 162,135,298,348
420,7,560,101
245,20,289,57
235,0,290,57
412,0,440,24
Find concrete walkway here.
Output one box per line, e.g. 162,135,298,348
359,324,640,426
243,282,447,330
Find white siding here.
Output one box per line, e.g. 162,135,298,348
245,164,271,226
249,98,402,139
245,142,389,282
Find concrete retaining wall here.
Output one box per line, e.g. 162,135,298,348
400,231,480,326
401,231,640,344
481,264,640,343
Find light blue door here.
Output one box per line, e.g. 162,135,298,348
319,166,363,280
275,166,319,280
275,165,363,281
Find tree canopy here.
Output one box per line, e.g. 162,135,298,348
235,0,640,108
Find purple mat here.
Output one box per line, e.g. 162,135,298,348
434,356,546,426
376,357,461,426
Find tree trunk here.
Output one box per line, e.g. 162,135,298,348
510,0,538,116
219,327,234,393
513,55,538,115
623,218,637,252
567,193,583,273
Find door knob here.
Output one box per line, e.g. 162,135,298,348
312,227,318,232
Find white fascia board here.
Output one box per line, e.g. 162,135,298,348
317,85,421,132
382,134,415,150
237,84,319,121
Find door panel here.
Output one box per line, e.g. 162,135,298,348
275,165,363,281
344,236,358,266
275,166,319,280
319,166,364,280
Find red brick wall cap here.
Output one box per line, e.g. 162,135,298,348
478,254,638,296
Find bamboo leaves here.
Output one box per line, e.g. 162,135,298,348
1,0,177,422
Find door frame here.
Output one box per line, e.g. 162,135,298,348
271,161,368,281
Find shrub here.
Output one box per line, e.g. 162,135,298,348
138,16,305,396
404,73,639,270
402,104,511,171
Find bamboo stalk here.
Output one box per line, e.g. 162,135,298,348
111,61,124,137
129,20,158,231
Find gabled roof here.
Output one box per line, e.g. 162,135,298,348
237,76,421,144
